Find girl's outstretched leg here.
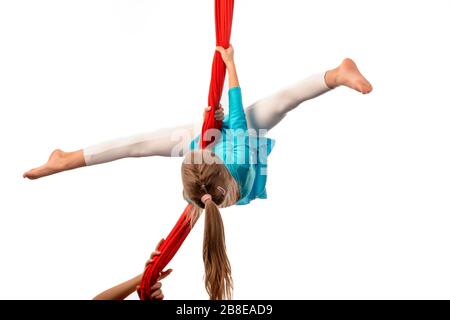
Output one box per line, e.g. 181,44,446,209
83,123,200,165
23,122,200,180
244,58,372,132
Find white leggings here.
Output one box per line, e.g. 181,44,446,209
83,72,330,165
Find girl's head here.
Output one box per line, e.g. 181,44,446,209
181,150,239,300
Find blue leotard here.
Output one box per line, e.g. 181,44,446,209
190,87,275,205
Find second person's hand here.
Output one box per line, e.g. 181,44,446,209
137,238,173,300
144,238,173,279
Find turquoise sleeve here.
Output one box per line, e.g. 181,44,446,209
228,87,248,131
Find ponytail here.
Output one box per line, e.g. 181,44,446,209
203,200,233,300
181,151,238,299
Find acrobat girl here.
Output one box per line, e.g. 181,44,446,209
24,45,372,299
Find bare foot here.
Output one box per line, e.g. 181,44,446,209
23,149,85,180
326,58,373,94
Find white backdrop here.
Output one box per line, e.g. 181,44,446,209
1,0,449,299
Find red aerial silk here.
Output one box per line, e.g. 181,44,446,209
139,0,235,300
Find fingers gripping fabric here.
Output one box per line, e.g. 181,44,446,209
139,0,235,300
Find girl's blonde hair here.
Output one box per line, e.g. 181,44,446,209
181,150,239,300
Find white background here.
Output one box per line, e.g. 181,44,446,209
1,0,449,299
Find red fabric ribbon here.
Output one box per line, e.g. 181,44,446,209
139,0,234,300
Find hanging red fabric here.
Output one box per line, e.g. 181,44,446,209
202,0,234,148
139,0,235,300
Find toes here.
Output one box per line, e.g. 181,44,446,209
362,83,373,94
356,81,373,94
24,170,37,179
23,166,46,180
23,172,35,180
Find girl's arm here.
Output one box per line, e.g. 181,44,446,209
216,45,240,89
216,45,247,130
226,61,240,89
